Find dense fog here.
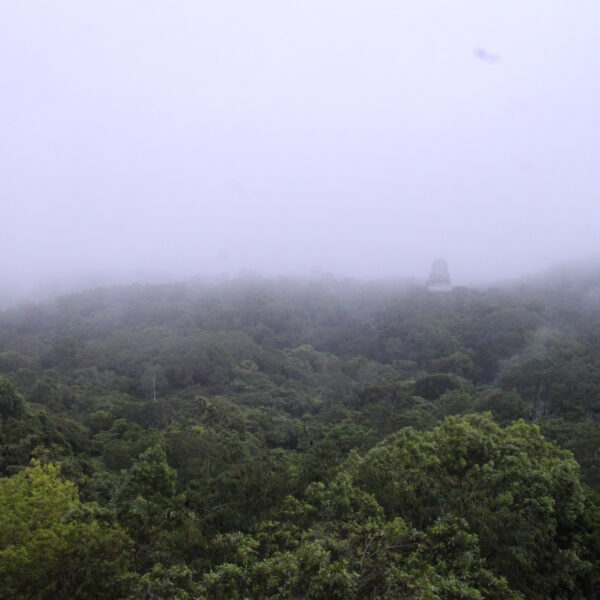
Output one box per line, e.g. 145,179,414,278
3,6,600,593
2,1,599,302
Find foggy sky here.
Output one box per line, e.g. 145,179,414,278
2,1,600,296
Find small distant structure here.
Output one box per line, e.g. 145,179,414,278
427,259,452,293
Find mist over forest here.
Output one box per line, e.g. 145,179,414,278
2,2,600,599
2,262,600,598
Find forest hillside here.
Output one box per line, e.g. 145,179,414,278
1,271,600,599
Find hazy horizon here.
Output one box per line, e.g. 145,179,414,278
2,1,600,296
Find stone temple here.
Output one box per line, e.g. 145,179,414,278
427,259,452,293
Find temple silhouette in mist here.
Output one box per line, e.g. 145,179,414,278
427,259,452,293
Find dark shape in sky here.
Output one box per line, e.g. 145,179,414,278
474,47,500,63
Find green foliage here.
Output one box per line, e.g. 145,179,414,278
475,388,533,424
0,409,90,476
0,461,131,600
0,376,24,419
1,275,600,597
200,472,519,600
29,373,65,411
413,373,464,400
499,330,600,420
353,414,596,599
123,563,197,600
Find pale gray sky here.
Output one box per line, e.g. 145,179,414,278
2,1,599,294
